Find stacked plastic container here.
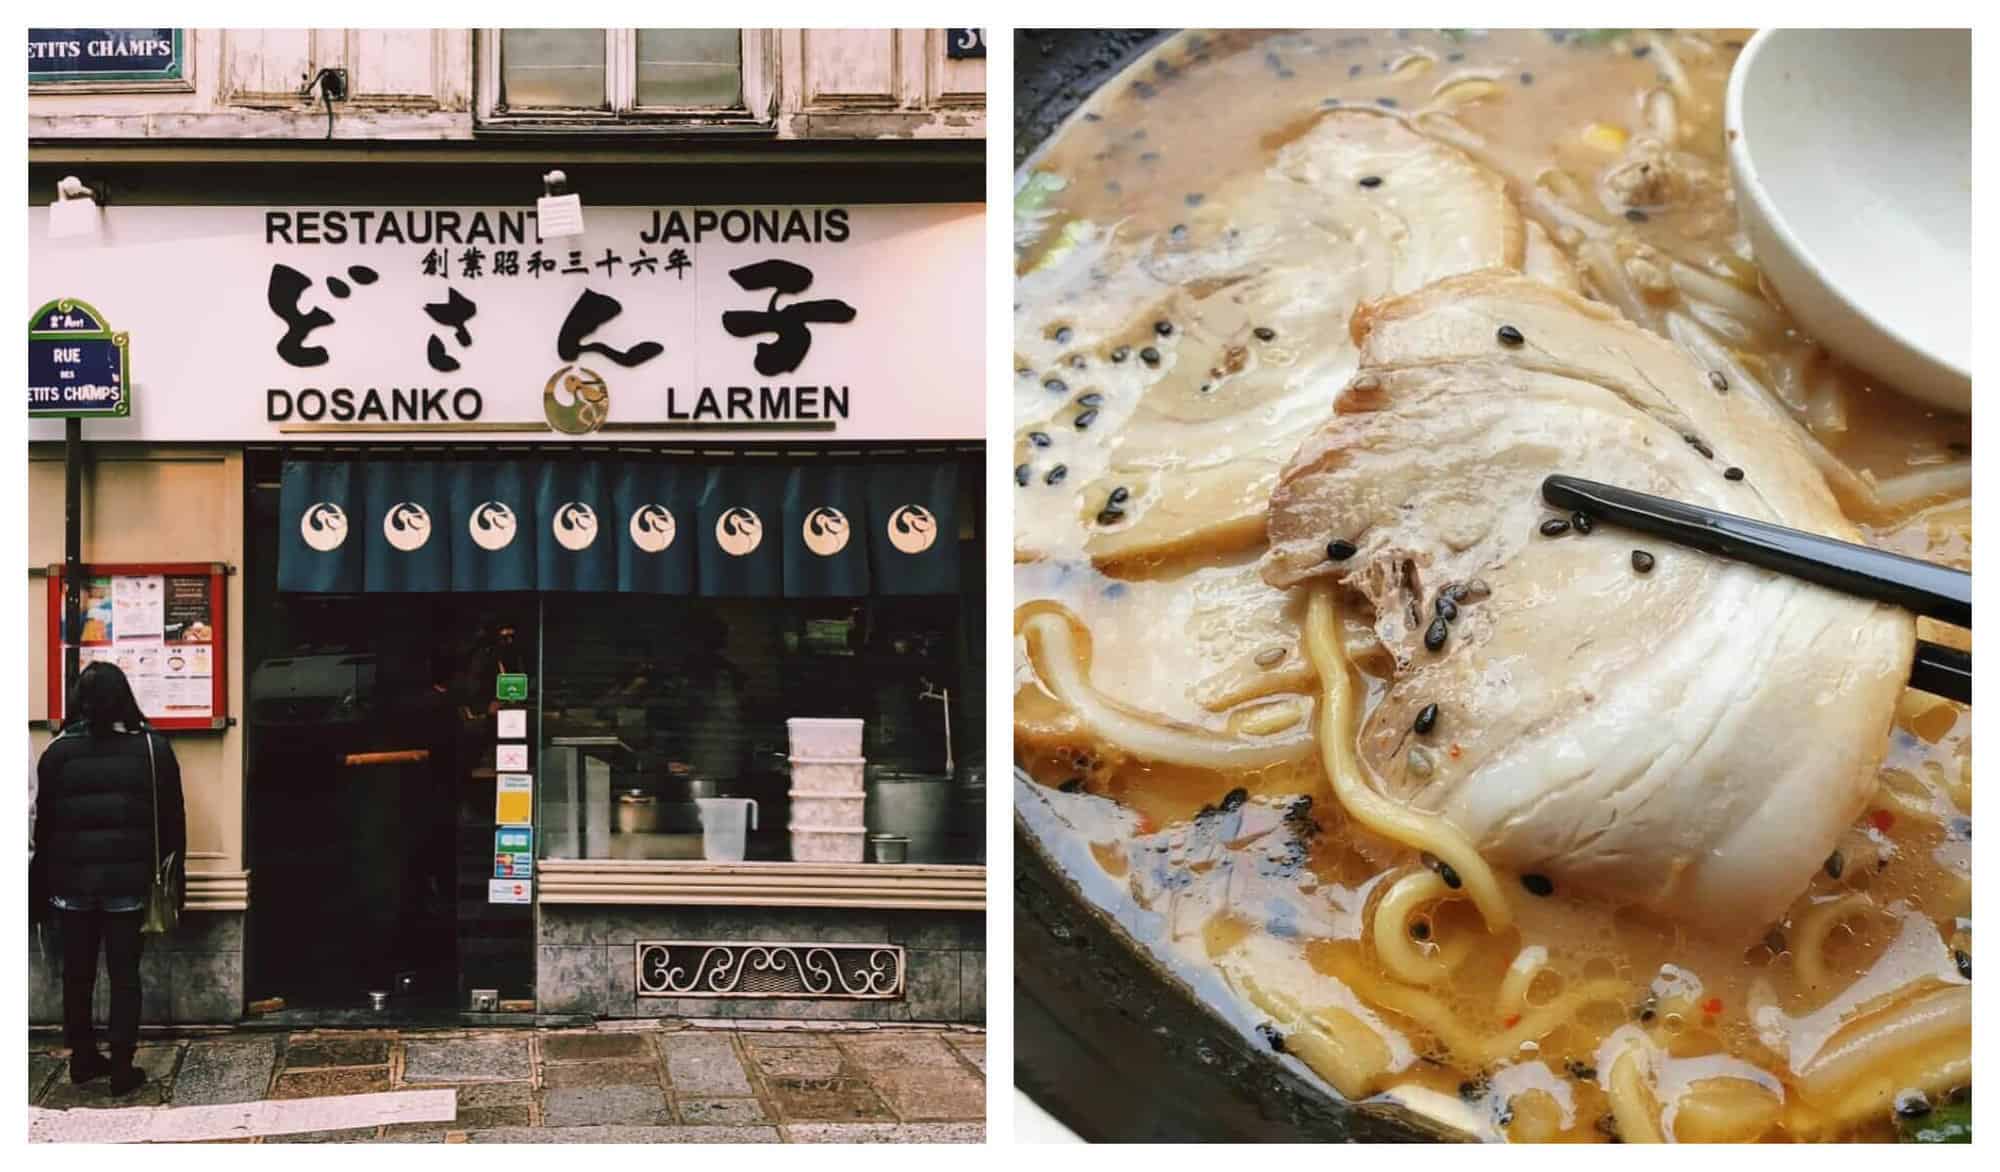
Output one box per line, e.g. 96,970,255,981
787,718,866,862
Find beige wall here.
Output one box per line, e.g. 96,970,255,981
28,445,246,882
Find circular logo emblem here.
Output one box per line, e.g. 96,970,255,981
801,507,851,556
301,502,348,552
886,505,938,554
552,501,599,551
715,507,763,557
468,501,518,551
383,502,433,552
543,365,609,435
629,504,677,553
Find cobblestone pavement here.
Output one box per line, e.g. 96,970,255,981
29,1023,985,1143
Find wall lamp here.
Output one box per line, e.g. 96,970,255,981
48,175,108,240
537,168,586,240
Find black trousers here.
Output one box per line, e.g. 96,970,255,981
59,907,144,1061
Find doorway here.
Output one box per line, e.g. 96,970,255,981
244,477,537,1013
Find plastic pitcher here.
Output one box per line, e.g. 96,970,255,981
694,797,759,861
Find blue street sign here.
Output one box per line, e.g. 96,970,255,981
29,299,131,419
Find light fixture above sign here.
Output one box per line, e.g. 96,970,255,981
536,169,586,239
48,176,106,240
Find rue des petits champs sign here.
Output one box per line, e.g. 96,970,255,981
26,203,983,443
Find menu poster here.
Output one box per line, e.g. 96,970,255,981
52,565,224,730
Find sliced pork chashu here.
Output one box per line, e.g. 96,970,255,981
1015,109,1525,566
1263,273,1915,936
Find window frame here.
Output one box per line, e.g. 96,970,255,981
476,28,775,132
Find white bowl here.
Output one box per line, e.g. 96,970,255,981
1725,28,1970,412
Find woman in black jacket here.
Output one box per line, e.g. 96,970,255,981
32,662,185,1093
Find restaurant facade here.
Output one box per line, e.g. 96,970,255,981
29,28,987,1026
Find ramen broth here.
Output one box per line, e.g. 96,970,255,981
1014,30,1970,1143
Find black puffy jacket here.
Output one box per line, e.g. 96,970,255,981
34,727,186,904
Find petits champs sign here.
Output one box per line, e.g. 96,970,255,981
27,203,982,442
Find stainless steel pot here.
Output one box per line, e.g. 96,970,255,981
615,791,663,834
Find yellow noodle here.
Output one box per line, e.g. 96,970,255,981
1607,1043,1666,1144
1496,945,1551,1018
1371,869,1462,985
1232,972,1389,1101
1790,893,1880,994
1305,589,1513,930
1667,1077,1783,1143
1328,950,1627,1067
1811,1045,1971,1137
1020,610,1314,769
1796,983,1970,1105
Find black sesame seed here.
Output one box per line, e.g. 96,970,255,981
1349,63,1363,78
1221,786,1249,811
1044,377,1068,395
1437,861,1462,889
1169,224,1188,243
1724,466,1745,481
1410,918,1431,941
1076,392,1104,408
1521,873,1555,897
1435,594,1458,622
1071,356,1088,370
1497,324,1525,347
1425,615,1449,652
1138,151,1160,163
1709,370,1729,392
1895,1090,1932,1119
1045,464,1068,486
1540,518,1572,537
1955,949,1971,979
1631,550,1656,574
1140,347,1161,366
1457,1079,1484,1102
1947,816,1971,841
1256,1022,1288,1053
1110,346,1130,363
1625,208,1649,223
1376,97,1399,108
1014,463,1031,487
1520,71,1535,85
1327,539,1358,561
1571,511,1593,535
1017,367,1033,380
1029,430,1051,447
1358,175,1384,189
1053,326,1074,344
1633,45,1651,59
1253,326,1277,341
1824,850,1845,879
1096,507,1122,526
1764,927,1788,954
1058,777,1084,793
1074,408,1098,430
1414,703,1439,735
1185,193,1205,207
1108,485,1130,506
1565,1059,1596,1080
1154,320,1174,336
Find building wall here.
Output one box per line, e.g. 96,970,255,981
28,444,250,1024
538,906,983,1024
29,28,984,141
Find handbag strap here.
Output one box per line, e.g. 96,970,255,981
144,730,161,872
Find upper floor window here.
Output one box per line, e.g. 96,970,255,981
480,28,771,127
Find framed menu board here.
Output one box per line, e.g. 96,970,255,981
46,562,228,731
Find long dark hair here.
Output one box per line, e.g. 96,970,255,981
65,661,148,736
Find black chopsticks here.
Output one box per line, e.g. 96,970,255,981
1542,475,1970,703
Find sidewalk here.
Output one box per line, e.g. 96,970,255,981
28,1021,985,1143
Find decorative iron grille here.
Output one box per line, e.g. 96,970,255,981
634,941,905,999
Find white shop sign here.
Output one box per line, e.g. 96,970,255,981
28,203,983,442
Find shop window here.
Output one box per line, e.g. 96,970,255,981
537,593,979,866
479,28,772,127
